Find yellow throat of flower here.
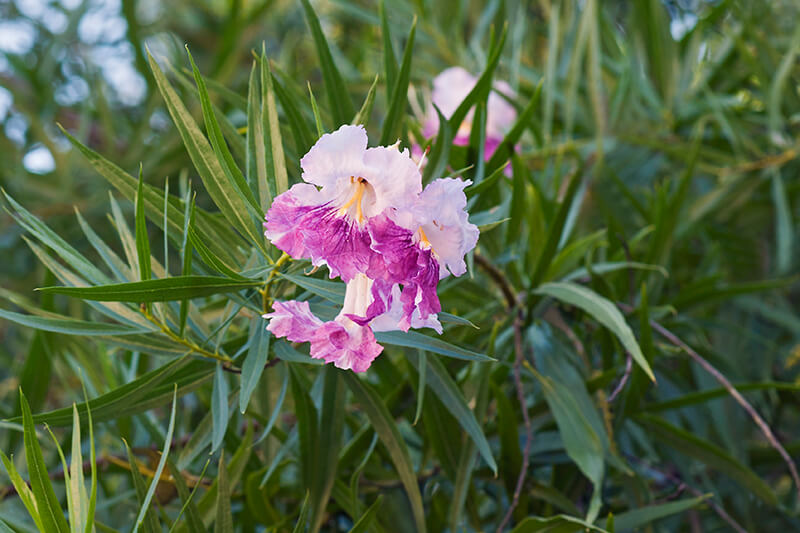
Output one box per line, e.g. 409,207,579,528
338,176,367,223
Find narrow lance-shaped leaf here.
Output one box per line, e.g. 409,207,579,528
408,354,497,474
379,17,416,145
146,50,266,252
239,318,271,414
260,49,289,199
299,0,354,125
133,385,178,533
38,276,262,302
536,281,655,381
211,363,230,453
186,47,260,212
342,373,426,533
21,390,70,533
126,440,160,533
214,451,234,533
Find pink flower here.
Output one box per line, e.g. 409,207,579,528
369,178,479,330
421,67,517,160
264,124,421,282
264,127,478,372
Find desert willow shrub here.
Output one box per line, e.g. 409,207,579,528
1,0,800,531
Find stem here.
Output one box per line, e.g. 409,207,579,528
142,308,232,365
496,303,532,533
619,302,800,503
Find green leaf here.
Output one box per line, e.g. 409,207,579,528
0,308,155,336
134,385,178,532
24,357,210,427
211,363,230,453
310,367,345,533
530,169,585,289
135,166,152,287
38,276,261,302
637,414,778,506
352,74,379,126
166,458,206,533
407,354,496,474
147,51,266,251
186,47,259,213
342,373,426,533
375,330,495,363
531,369,606,495
214,452,234,533
379,18,416,145
126,439,160,533
510,514,607,533
379,0,396,99
81,385,97,533
348,496,383,533
260,49,289,199
21,390,70,533
299,0,354,125
290,367,319,492
68,404,89,532
535,281,655,381
239,318,271,414
292,493,311,533
0,449,45,531
609,496,709,531
307,82,325,137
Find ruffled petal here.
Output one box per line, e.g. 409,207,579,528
264,184,375,282
264,300,323,342
300,124,370,189
265,300,383,372
413,178,479,278
361,146,423,216
263,183,324,259
369,283,442,333
301,207,374,281
310,319,383,372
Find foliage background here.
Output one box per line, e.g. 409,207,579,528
1,0,800,531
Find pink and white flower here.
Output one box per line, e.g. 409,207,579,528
263,126,478,372
369,178,479,330
264,124,421,282
421,67,517,160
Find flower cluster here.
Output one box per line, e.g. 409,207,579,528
263,124,479,372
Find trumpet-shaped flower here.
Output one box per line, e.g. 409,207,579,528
264,127,478,372
264,124,421,281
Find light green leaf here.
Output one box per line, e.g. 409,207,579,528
535,281,655,381
133,385,178,532
21,390,70,533
147,51,266,251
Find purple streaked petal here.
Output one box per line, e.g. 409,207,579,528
301,207,373,281
265,300,383,372
264,300,323,343
369,283,442,334
263,183,321,259
310,319,383,372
